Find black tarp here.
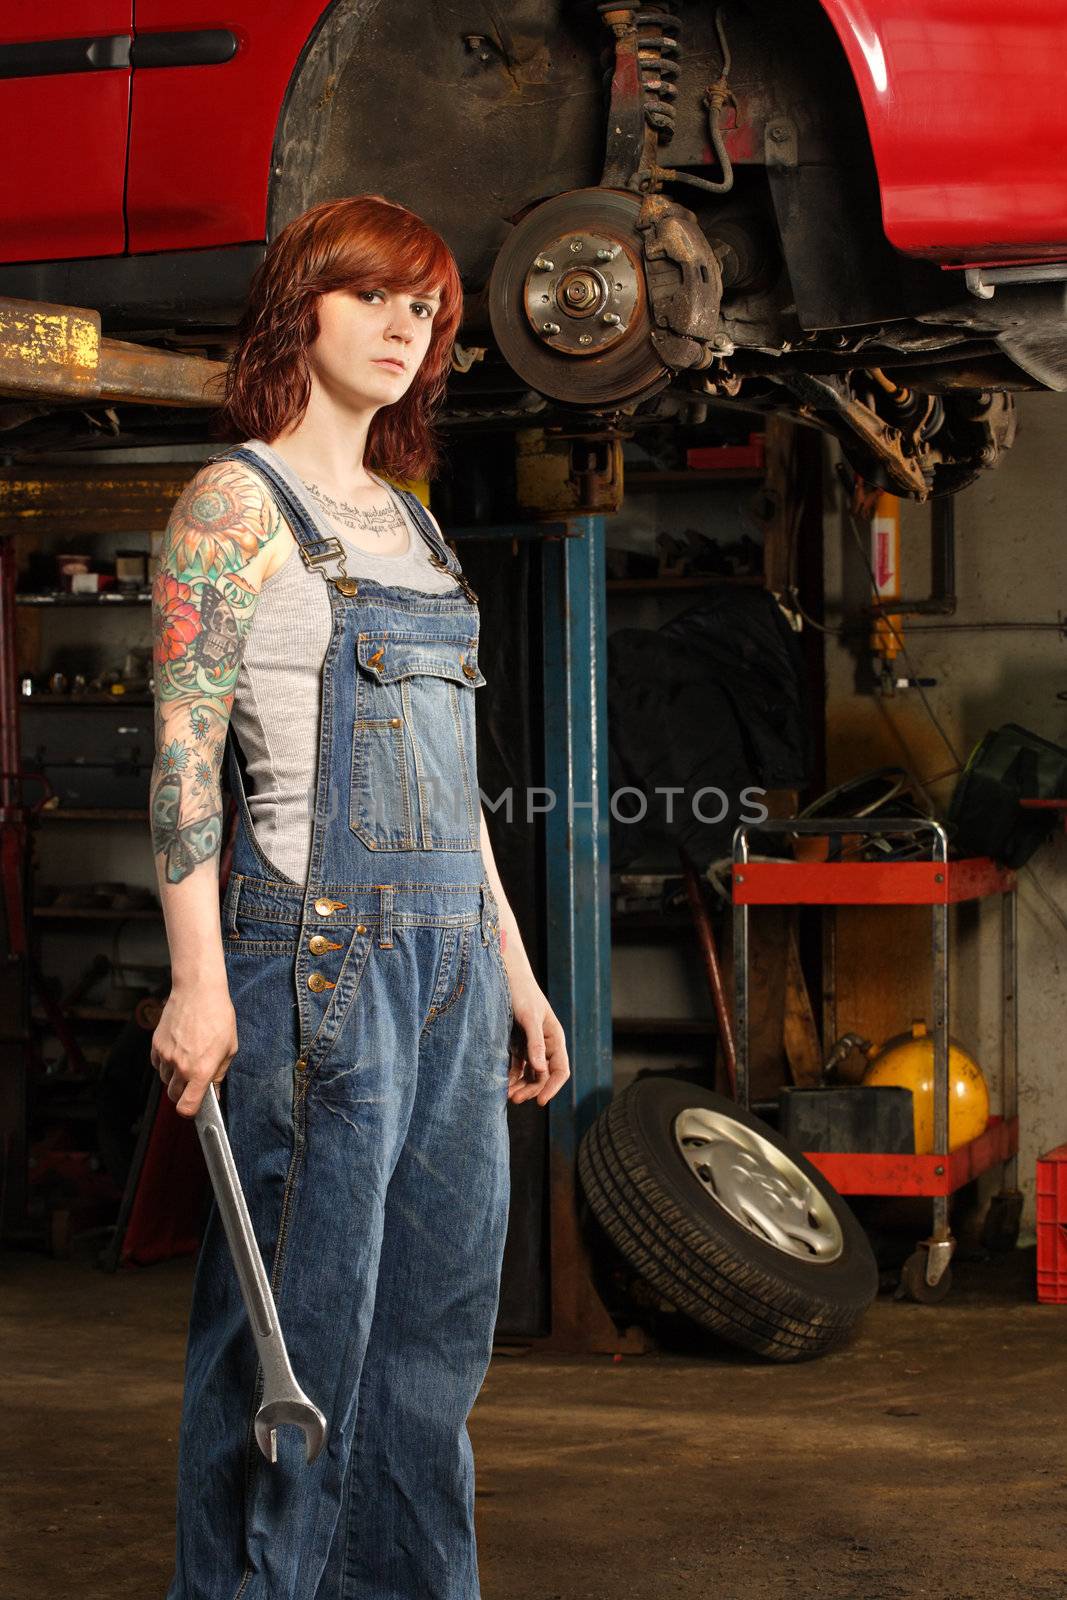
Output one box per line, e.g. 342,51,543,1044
608,585,813,870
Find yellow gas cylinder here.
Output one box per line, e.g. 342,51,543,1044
861,1021,990,1154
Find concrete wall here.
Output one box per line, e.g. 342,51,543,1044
823,391,1067,1237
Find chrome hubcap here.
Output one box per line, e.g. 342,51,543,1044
673,1108,844,1262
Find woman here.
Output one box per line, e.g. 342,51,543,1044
150,194,570,1600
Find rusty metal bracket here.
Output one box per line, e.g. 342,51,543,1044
516,427,624,515
777,369,933,498
0,295,225,408
763,116,798,169
599,7,660,191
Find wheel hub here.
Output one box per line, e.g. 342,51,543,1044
524,231,640,356
488,187,668,407
673,1107,844,1263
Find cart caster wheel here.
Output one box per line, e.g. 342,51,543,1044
897,1250,953,1304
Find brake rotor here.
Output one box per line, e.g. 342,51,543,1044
488,188,669,407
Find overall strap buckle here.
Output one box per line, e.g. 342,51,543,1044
297,537,359,596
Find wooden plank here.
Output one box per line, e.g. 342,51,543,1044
759,413,795,593
783,920,823,1086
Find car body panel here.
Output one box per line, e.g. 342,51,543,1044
819,0,1067,264
2,2,1066,268
0,1,132,261
125,0,329,252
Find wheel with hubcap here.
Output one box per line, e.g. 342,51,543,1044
578,1077,880,1361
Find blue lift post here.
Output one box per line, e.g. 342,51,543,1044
541,514,643,1352
541,514,613,1140
452,512,640,1352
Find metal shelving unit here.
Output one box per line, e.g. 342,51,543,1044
732,816,1020,1299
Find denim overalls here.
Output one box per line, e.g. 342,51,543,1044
166,447,514,1600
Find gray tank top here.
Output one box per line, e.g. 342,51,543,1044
228,438,459,884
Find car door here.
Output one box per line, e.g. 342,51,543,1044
0,2,133,261
126,1,329,254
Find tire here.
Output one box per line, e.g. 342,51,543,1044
577,1077,879,1362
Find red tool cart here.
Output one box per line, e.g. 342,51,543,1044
732,817,1020,1302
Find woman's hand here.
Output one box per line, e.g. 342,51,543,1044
503,969,571,1107
151,980,239,1118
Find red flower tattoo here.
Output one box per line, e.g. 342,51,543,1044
155,573,200,664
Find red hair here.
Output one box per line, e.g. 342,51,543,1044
218,195,463,481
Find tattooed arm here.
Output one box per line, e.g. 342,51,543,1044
149,458,283,1115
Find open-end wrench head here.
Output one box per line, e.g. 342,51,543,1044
254,1398,328,1465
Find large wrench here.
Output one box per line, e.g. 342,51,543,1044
195,1083,327,1464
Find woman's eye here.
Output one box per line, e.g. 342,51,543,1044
359,289,384,304
412,303,433,318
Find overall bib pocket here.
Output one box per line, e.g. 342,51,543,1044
350,631,486,852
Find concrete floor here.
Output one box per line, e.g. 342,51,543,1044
2,1246,1065,1600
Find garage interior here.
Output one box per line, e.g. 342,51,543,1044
4,3,1067,1597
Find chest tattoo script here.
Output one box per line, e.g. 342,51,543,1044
304,481,406,542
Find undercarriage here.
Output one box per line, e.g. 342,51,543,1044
4,0,1065,494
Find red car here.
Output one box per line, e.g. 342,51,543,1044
2,0,1066,493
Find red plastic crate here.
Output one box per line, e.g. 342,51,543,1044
1037,1143,1067,1303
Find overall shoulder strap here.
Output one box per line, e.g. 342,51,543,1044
391,485,478,604
391,485,459,573
213,445,357,593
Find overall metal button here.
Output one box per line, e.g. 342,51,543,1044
388,716,402,727
314,896,343,917
462,663,478,679
308,933,340,955
307,972,335,993
356,923,367,934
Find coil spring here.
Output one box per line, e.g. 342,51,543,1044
597,2,683,141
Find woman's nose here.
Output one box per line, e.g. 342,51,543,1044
385,310,417,341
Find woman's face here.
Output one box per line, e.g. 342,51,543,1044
307,284,441,410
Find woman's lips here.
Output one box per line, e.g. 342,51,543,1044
373,358,405,371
